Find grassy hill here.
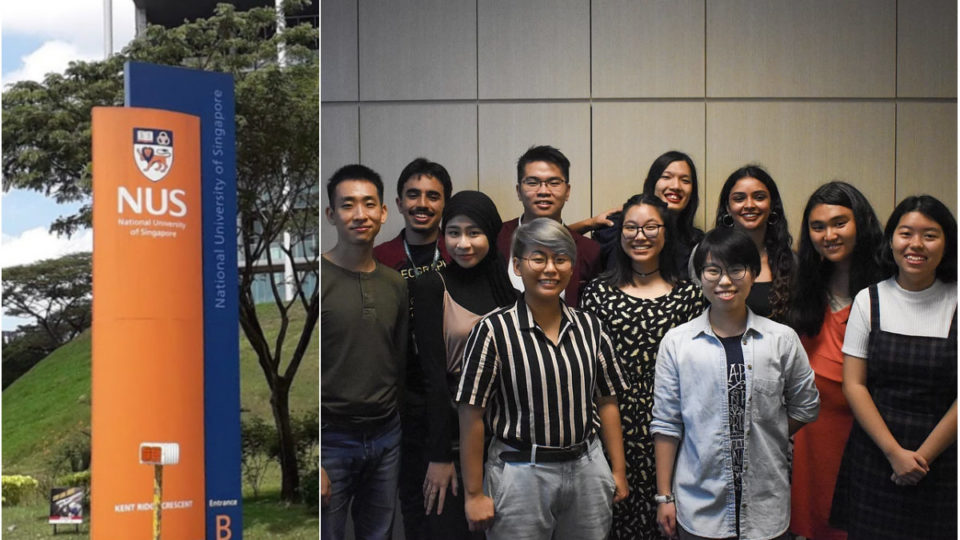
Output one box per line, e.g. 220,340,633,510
2,302,318,476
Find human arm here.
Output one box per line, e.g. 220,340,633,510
597,395,628,503
783,332,819,431
654,434,680,539
843,354,929,484
412,273,458,514
458,404,494,531
916,400,958,466
568,207,619,235
321,466,331,507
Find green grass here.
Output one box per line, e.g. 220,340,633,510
2,302,319,536
3,302,317,475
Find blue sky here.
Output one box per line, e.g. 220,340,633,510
2,0,135,330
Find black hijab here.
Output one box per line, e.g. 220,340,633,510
442,191,517,307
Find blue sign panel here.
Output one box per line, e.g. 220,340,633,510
125,61,242,539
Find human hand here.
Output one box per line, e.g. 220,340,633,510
464,493,495,531
657,500,678,538
886,446,929,486
612,471,629,503
593,207,619,229
423,461,458,515
321,467,332,507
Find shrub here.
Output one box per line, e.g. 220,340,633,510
241,415,276,497
300,467,319,508
2,475,39,506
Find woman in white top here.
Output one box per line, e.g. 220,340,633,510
830,195,957,539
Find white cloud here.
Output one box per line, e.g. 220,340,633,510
3,0,136,55
3,41,98,84
1,227,93,268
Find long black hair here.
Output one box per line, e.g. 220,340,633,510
599,194,680,288
642,150,704,250
715,165,795,321
879,195,957,283
788,181,884,337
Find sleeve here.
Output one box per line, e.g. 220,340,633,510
412,273,457,462
841,288,872,359
782,330,820,423
680,281,707,323
594,323,628,397
454,317,499,408
579,279,600,313
650,331,684,440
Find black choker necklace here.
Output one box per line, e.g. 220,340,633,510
632,268,660,278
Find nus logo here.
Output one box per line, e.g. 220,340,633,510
120,127,187,217
118,187,187,217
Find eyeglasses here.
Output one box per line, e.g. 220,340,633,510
700,264,748,283
520,177,567,191
622,223,664,240
520,254,573,272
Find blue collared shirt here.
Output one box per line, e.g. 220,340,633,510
651,308,819,540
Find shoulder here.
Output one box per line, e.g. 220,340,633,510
582,277,610,297
673,279,701,297
750,313,803,348
375,262,406,290
571,229,601,256
373,232,406,269
663,312,706,342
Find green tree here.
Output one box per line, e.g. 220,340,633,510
2,252,92,346
2,2,319,501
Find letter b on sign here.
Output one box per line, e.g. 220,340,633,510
216,515,232,539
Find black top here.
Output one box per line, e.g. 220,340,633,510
413,264,510,461
720,333,746,535
456,297,629,447
746,281,773,317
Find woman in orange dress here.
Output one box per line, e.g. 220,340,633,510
787,182,884,540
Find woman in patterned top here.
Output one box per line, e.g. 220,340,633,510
580,194,706,539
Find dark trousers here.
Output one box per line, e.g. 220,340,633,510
398,391,428,540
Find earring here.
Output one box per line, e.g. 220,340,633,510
768,212,780,225
720,213,734,228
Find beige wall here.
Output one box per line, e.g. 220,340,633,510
321,0,956,250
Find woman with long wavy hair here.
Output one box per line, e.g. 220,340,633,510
713,165,794,320
787,181,884,540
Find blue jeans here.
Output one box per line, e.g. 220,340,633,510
321,415,402,540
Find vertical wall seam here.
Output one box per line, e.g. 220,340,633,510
893,0,899,204
476,0,481,191
355,0,362,163
589,0,594,216
702,0,708,230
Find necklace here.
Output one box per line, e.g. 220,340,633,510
632,268,660,278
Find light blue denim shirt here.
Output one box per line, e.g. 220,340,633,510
650,307,819,540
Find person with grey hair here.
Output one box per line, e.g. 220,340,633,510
456,217,630,539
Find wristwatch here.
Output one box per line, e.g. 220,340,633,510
654,494,675,504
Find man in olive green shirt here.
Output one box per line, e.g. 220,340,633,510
321,164,408,540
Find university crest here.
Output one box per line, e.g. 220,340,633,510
133,128,174,182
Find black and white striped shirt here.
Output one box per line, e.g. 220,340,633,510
455,297,627,448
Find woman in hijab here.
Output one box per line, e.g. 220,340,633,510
412,190,518,538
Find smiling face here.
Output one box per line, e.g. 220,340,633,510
325,179,388,246
808,203,857,264
700,254,754,315
444,215,490,269
620,203,665,272
727,177,771,232
396,174,445,236
516,161,570,222
654,160,694,212
891,211,945,289
513,246,573,302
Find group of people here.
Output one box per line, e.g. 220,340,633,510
321,145,957,540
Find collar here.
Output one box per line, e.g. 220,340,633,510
691,306,764,341
514,295,575,334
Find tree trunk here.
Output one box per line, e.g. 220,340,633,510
270,380,300,502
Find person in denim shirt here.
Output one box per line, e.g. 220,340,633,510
651,227,819,540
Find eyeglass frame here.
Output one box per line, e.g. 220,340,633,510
622,222,665,240
519,177,568,191
699,263,749,283
518,253,574,271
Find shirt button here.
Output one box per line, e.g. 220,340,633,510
742,338,747,345
747,365,752,369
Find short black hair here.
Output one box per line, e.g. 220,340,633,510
516,145,570,184
396,157,453,200
693,227,761,277
879,195,957,283
327,164,383,207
